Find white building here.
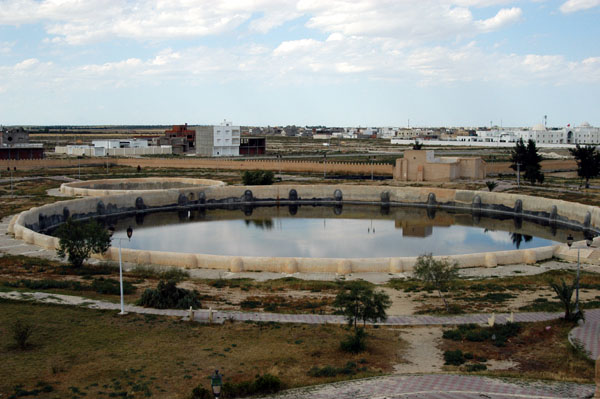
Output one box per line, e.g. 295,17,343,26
91,139,149,149
456,122,600,145
565,122,600,144
195,120,240,157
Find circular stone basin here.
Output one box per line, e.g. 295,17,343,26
60,177,224,196
96,204,583,258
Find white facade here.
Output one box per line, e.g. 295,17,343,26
92,139,149,149
458,123,600,145
195,120,240,157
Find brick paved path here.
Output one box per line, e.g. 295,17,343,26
261,374,595,399
570,309,600,360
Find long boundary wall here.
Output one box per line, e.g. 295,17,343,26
8,185,599,274
2,157,575,176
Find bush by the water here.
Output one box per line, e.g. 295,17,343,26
137,280,201,309
242,170,274,185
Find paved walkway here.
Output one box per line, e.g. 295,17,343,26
570,308,600,360
261,374,595,399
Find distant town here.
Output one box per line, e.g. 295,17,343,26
1,120,598,160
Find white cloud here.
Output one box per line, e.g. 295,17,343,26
560,0,600,13
476,7,522,31
0,0,525,45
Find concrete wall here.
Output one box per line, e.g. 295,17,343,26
59,177,225,197
9,184,600,274
2,156,575,176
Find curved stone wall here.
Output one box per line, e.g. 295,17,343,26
9,185,600,274
60,177,225,197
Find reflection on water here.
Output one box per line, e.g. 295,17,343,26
98,204,588,258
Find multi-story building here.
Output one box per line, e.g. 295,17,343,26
195,120,240,157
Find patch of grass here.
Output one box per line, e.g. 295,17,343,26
4,277,135,296
308,361,364,377
0,299,399,397
441,318,594,383
129,265,189,282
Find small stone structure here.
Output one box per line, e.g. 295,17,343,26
393,150,486,182
59,177,225,197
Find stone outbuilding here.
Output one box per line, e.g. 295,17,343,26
393,149,486,182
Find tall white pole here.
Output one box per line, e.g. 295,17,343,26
119,239,125,315
575,247,580,314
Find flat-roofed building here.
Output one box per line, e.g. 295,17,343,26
195,120,240,157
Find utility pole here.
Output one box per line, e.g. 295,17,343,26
516,162,521,189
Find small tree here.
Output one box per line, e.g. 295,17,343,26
569,144,600,189
412,140,423,150
334,283,391,329
56,218,111,268
550,278,583,322
485,181,498,192
12,319,33,350
413,254,459,312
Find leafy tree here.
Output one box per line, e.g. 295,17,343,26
412,140,423,150
413,254,459,312
569,144,600,189
550,278,583,322
510,138,544,185
334,283,391,329
242,170,274,185
56,218,111,268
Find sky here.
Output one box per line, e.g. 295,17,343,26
0,0,599,127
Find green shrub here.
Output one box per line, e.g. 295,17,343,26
340,328,367,353
242,170,275,185
442,329,462,341
465,329,491,342
444,350,465,366
221,374,282,397
308,362,359,378
91,278,135,295
137,280,201,309
190,386,212,399
12,319,34,350
130,266,189,282
251,374,282,394
240,300,261,309
466,363,487,372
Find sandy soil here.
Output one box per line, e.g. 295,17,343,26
394,326,444,374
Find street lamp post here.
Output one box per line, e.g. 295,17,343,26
567,234,593,315
108,225,133,315
211,370,223,399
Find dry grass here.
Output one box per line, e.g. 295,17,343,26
441,319,594,383
0,299,402,398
